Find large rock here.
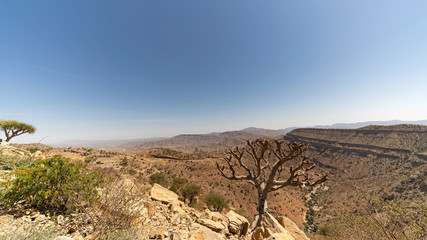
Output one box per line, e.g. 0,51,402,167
54,237,74,240
265,233,295,240
150,183,180,205
189,223,225,240
276,216,309,240
226,210,249,235
196,218,226,232
250,213,296,240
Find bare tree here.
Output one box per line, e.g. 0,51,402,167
216,139,328,228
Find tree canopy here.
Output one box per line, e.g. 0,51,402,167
0,120,36,142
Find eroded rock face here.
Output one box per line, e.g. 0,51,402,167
196,218,226,232
249,213,298,240
189,223,225,240
149,183,180,205
265,232,295,240
226,210,249,235
276,216,309,240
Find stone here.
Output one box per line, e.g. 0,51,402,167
196,218,226,232
54,237,74,240
241,221,249,236
189,223,225,240
211,212,227,223
170,232,182,240
251,227,264,240
71,233,85,240
150,184,180,205
226,210,249,235
202,208,212,219
251,213,287,234
265,233,295,240
276,216,309,240
150,229,165,239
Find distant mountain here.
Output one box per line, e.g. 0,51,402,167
52,137,166,150
311,120,427,129
115,128,292,153
50,120,427,152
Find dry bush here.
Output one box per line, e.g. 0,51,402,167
91,170,149,238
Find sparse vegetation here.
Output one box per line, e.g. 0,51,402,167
0,225,59,240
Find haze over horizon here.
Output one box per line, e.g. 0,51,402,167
1,1,427,144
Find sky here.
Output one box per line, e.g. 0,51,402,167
1,0,427,143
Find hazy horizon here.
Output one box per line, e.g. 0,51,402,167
2,1,427,144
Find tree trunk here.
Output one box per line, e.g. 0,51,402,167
255,192,268,228
5,136,12,142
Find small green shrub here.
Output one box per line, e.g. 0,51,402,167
119,158,128,166
0,155,103,213
205,193,228,211
181,183,201,204
169,177,187,192
149,172,168,186
126,168,137,175
84,156,96,163
25,146,41,154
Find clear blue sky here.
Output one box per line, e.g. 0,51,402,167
1,0,427,143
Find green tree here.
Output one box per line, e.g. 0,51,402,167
205,193,228,211
181,183,201,204
0,120,36,142
149,172,168,187
0,155,103,213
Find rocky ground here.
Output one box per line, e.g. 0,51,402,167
0,182,308,240
0,142,309,240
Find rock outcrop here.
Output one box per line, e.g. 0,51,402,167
0,174,308,240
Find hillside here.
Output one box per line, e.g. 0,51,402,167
112,128,291,153
283,124,427,231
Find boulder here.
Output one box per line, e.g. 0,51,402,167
251,213,287,234
251,227,265,240
249,213,296,240
54,237,74,240
265,233,295,240
202,208,212,219
226,210,249,235
212,212,228,223
276,216,309,240
150,183,180,205
189,223,225,240
196,218,226,232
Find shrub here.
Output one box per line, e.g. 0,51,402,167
172,177,188,187
0,155,32,170
149,172,168,187
205,193,228,211
181,183,201,204
0,155,103,213
119,158,128,166
93,177,143,238
169,177,188,193
84,156,96,163
25,146,41,154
